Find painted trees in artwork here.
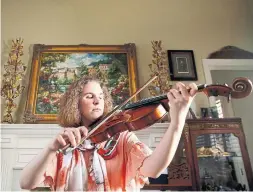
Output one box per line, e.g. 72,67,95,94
36,52,129,114
36,53,70,114
79,53,129,105
107,59,129,105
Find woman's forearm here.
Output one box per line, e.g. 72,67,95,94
19,145,56,189
140,122,184,178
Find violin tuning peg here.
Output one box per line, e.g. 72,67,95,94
227,93,231,103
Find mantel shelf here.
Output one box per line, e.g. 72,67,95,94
1,122,169,135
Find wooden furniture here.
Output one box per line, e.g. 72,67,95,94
144,118,253,191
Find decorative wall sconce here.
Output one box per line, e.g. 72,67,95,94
148,40,171,96
1,38,26,123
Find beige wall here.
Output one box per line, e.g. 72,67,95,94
1,0,253,122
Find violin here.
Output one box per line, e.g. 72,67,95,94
58,76,252,159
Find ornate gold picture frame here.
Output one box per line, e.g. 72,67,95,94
24,44,138,123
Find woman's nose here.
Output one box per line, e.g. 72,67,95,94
93,97,99,104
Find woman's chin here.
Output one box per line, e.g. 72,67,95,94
91,113,103,121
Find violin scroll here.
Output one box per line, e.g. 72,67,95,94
200,77,252,100
231,77,252,99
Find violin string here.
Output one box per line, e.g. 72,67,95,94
124,84,209,110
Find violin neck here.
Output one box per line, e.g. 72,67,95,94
124,84,207,110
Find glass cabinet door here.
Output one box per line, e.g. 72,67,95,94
195,133,249,191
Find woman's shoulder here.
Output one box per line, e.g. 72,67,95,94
119,130,139,143
119,131,151,152
118,131,152,157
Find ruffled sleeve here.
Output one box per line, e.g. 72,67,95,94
123,131,153,190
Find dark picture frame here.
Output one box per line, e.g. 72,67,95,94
24,43,138,123
167,50,198,81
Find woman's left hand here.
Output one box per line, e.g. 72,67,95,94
167,82,198,126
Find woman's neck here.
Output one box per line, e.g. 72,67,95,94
80,117,90,128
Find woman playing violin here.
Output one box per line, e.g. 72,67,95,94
20,75,198,191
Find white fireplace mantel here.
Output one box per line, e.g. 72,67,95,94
1,123,168,191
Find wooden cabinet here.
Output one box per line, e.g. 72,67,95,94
144,118,253,191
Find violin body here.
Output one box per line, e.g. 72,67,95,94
88,102,168,144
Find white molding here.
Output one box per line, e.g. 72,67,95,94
149,134,164,148
1,123,61,136
1,149,15,191
202,59,253,107
1,123,61,129
203,59,253,71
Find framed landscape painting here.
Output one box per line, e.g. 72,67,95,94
24,44,138,123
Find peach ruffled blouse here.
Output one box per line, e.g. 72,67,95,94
40,131,152,191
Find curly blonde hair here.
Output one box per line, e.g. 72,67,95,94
58,76,113,127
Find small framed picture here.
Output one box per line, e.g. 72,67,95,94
167,50,198,81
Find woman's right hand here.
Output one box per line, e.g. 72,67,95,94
47,126,89,152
